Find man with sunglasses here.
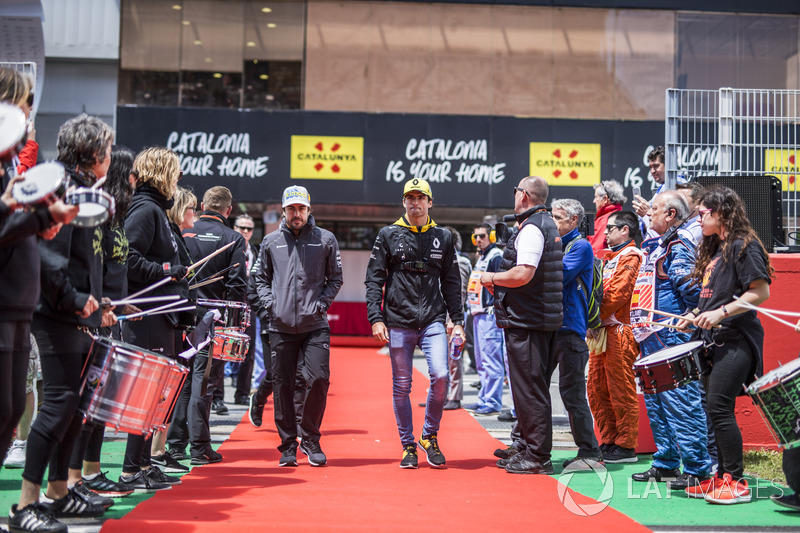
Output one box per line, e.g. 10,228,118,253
231,215,258,405
464,223,505,416
586,210,643,464
481,176,563,474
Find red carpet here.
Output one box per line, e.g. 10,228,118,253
101,347,649,532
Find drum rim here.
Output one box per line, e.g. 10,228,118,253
634,340,704,367
748,357,800,392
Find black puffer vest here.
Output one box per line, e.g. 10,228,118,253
494,206,563,331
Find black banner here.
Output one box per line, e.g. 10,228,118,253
116,106,663,209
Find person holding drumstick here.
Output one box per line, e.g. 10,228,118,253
10,115,114,533
119,147,188,491
676,185,772,505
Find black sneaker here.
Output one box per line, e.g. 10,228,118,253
506,458,554,475
603,445,637,464
494,445,520,459
40,488,105,518
152,451,190,473
119,470,172,493
167,447,189,461
211,398,229,415
234,395,249,405
145,465,181,486
599,442,614,455
190,449,223,465
81,471,135,498
562,456,605,471
496,451,524,469
399,444,418,469
70,481,114,509
772,492,800,511
8,503,66,533
497,410,517,422
300,440,327,467
666,472,709,490
248,393,264,428
279,443,298,467
418,434,446,467
632,466,681,482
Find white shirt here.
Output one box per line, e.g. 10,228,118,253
516,223,544,268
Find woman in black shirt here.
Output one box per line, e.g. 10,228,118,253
680,185,772,505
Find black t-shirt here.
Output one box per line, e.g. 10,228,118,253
695,237,771,383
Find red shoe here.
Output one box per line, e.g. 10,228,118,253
704,473,752,505
685,474,724,499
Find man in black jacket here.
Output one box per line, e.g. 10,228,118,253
254,185,342,467
481,175,563,475
365,178,465,469
181,186,247,464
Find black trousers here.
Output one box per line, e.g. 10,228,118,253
235,321,257,401
166,354,192,454
271,328,330,452
504,327,557,463
555,330,601,458
24,317,91,485
0,320,32,467
702,338,754,480
253,330,273,405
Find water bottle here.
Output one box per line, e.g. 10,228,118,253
450,335,464,360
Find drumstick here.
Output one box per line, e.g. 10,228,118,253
187,241,235,277
733,296,799,329
106,295,181,307
116,299,187,320
125,277,172,301
197,263,240,284
92,177,106,189
118,305,195,321
728,302,800,318
638,307,696,323
189,276,224,290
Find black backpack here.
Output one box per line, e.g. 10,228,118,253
564,238,604,330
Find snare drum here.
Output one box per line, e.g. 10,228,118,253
0,102,27,163
65,187,115,227
633,340,707,394
12,161,68,208
151,361,189,430
197,299,250,331
79,336,187,435
746,358,800,449
211,328,250,363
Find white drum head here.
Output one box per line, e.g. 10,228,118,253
13,161,66,204
0,103,26,156
750,358,800,391
636,340,704,366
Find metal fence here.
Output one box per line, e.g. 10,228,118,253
666,88,800,245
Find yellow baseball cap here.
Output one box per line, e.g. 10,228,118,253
403,178,433,199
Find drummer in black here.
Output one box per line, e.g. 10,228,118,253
678,185,772,505
120,147,188,490
10,114,115,533
180,185,247,464
0,69,78,486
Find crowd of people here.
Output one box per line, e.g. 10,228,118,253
0,63,798,533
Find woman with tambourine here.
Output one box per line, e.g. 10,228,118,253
677,185,773,505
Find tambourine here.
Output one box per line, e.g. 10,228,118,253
0,102,27,164
65,187,115,227
12,161,68,208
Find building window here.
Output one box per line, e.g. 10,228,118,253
119,0,305,109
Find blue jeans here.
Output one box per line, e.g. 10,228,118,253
473,313,505,411
388,322,449,447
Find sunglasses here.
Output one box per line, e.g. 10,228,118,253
605,224,626,232
513,186,530,198
235,225,254,232
472,233,488,239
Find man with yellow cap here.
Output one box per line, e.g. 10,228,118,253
365,178,465,469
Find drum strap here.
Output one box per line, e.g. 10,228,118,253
201,352,213,396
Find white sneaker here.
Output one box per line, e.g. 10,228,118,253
3,439,26,468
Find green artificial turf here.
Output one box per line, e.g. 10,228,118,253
549,449,800,527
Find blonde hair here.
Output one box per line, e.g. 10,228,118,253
133,147,180,198
168,186,197,226
0,67,32,107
